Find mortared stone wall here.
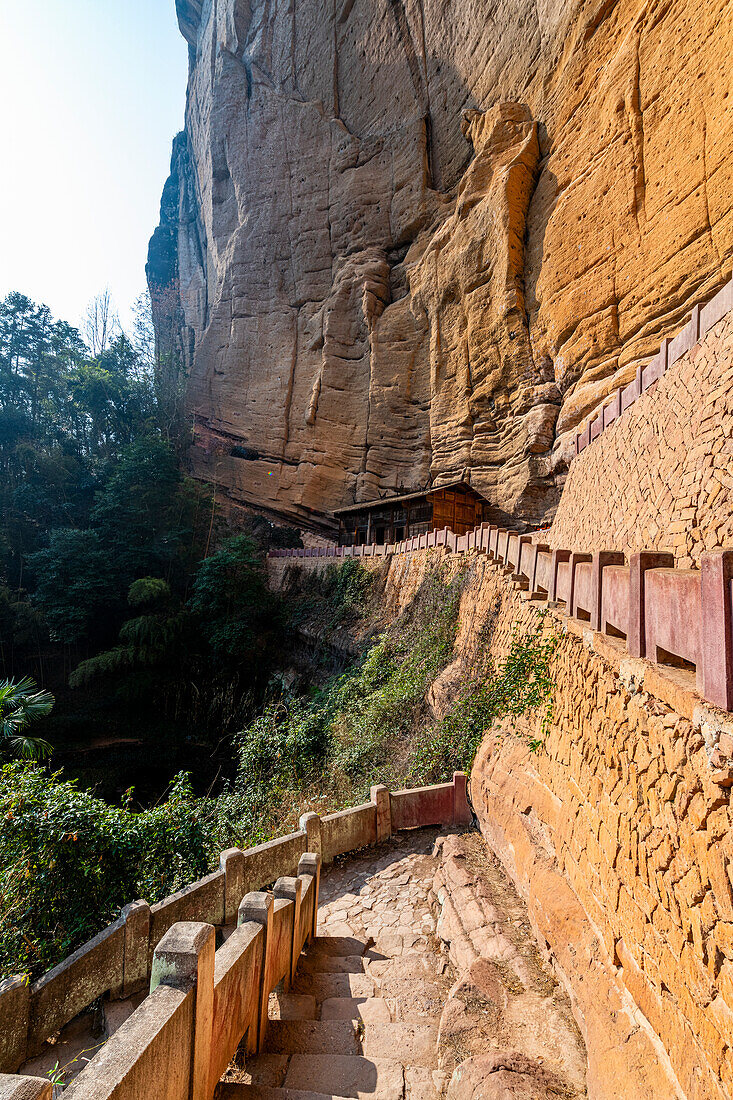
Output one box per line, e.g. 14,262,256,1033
272,549,733,1099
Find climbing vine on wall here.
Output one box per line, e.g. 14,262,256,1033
408,611,559,784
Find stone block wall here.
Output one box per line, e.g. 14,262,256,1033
550,306,733,565
459,557,733,1100
449,552,733,1100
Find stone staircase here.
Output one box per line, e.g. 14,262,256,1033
217,830,451,1100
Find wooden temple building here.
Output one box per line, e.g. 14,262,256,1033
333,481,487,547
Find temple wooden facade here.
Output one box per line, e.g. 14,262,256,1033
333,481,486,547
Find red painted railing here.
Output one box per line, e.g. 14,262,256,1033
574,275,733,456
270,527,733,713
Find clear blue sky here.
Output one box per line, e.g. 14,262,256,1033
0,0,188,334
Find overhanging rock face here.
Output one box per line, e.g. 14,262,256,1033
149,0,733,530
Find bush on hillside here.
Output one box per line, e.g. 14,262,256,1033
214,559,467,840
408,613,559,783
0,763,214,980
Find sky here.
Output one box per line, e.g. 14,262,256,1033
0,0,189,335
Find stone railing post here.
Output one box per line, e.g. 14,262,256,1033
239,892,274,1053
529,543,550,598
701,550,733,711
548,549,571,603
298,853,321,941
150,922,215,1100
119,899,151,997
274,877,303,988
589,551,625,631
0,976,29,1073
0,1075,52,1099
628,551,674,658
220,848,246,924
568,552,592,614
299,811,322,860
453,772,472,826
370,783,392,843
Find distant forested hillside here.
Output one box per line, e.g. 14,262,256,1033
0,291,299,800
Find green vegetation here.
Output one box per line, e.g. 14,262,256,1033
0,292,558,987
0,764,210,978
408,614,558,783
213,561,465,842
0,291,295,797
213,563,557,845
0,551,557,982
0,677,54,761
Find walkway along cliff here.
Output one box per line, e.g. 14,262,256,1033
262,293,733,1099
0,778,474,1097
2,254,731,1098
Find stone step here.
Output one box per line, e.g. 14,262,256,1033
320,997,395,1023
362,1022,438,1067
366,966,446,1018
307,936,371,957
217,1087,352,1100
284,1054,404,1100
291,972,375,1001
367,956,435,982
266,1021,361,1056
266,1020,438,1066
298,953,366,975
405,1067,450,1099
268,993,317,1021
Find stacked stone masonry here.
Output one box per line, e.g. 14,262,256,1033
555,291,733,565
270,528,733,715
572,276,733,459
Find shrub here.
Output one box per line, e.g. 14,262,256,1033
408,612,559,783
0,764,214,980
219,559,467,827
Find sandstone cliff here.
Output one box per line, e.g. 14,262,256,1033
149,0,732,530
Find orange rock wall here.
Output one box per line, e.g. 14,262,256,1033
153,0,733,530
549,309,733,565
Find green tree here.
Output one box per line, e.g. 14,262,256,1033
188,535,275,662
90,436,193,585
28,529,119,645
0,677,53,760
0,764,212,979
69,577,188,692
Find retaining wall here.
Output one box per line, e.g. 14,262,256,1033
270,520,733,715
553,291,733,565
466,571,733,1100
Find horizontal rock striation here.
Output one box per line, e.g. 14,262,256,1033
150,0,732,530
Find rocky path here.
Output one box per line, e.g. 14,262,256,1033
218,827,587,1100
218,827,453,1100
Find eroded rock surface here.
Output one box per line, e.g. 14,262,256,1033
151,0,732,529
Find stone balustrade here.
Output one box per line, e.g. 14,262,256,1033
0,774,471,1096
270,528,733,715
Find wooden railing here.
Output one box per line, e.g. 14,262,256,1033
0,774,471,1098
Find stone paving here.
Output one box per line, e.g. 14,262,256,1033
219,826,454,1099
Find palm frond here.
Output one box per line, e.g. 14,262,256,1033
7,733,53,761
0,677,55,760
